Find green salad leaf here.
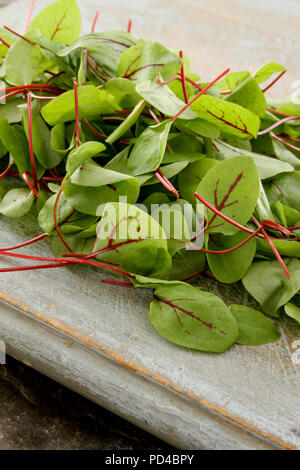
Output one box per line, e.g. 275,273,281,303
1,0,300,352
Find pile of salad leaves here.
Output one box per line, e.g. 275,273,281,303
0,0,300,353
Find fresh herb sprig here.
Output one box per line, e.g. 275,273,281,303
0,0,300,352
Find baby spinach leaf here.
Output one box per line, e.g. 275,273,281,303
151,203,191,256
224,71,250,90
271,201,300,228
71,161,134,187
284,303,300,326
191,95,260,139
167,74,194,102
5,37,49,86
243,259,300,317
21,100,62,169
63,178,140,215
136,79,197,120
149,283,239,352
178,158,218,204
133,275,184,289
58,213,98,236
254,62,285,84
0,0,298,354
36,189,50,213
229,304,280,345
207,138,293,180
58,31,138,77
0,139,6,159
128,120,172,175
41,85,120,126
256,238,300,258
118,41,181,82
142,192,170,210
0,188,34,218
51,123,74,157
0,118,43,176
92,202,172,277
268,97,300,118
51,234,94,258
206,231,256,283
0,182,11,202
159,249,206,281
28,0,81,44
175,118,220,138
0,27,15,63
38,190,74,234
66,141,106,176
196,156,260,235
142,161,189,185
225,76,267,117
105,78,142,108
255,181,274,222
0,98,24,123
271,139,300,170
265,171,300,211
105,99,146,144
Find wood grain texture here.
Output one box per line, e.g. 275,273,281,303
0,0,300,450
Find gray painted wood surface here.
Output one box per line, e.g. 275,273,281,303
0,0,300,450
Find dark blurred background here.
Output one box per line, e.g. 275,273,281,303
0,356,172,450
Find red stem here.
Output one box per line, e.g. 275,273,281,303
189,226,262,255
171,68,230,122
26,93,39,195
0,250,134,278
24,0,35,33
270,132,300,153
102,279,133,286
22,171,39,197
181,75,203,91
0,90,24,103
179,51,189,103
3,25,34,45
148,109,172,152
194,193,290,278
258,115,300,136
91,10,100,33
252,216,290,279
45,70,66,85
83,118,130,144
180,267,208,282
279,134,300,144
30,93,54,101
0,233,48,252
83,118,107,139
0,37,10,48
0,155,13,179
127,19,132,33
0,84,64,95
42,176,64,182
73,77,80,147
87,55,107,81
262,219,291,236
153,169,179,198
194,192,254,235
53,179,73,253
262,70,287,93
266,107,297,118
158,74,203,92
157,76,179,86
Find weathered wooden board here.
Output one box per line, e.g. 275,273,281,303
0,0,300,450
